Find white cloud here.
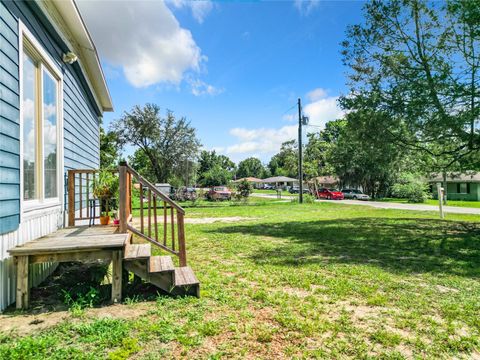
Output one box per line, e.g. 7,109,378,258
226,125,297,155
188,78,224,96
167,0,213,23
303,88,344,128
294,0,320,15
282,114,296,122
77,1,205,88
306,87,327,102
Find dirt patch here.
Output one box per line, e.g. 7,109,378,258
0,311,70,336
283,287,311,298
132,216,255,226
436,284,459,293
0,303,152,337
186,216,255,224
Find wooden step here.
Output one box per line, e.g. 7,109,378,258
149,256,174,274
124,243,151,260
174,267,199,287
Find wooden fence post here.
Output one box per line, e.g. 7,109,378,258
68,170,75,227
119,164,128,233
177,212,187,267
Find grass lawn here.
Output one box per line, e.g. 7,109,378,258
1,201,479,359
378,197,480,208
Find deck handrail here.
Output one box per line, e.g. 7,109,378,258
118,162,187,266
67,168,129,227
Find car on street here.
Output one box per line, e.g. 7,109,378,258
289,186,310,194
315,188,344,200
263,184,276,190
207,186,232,201
341,189,370,200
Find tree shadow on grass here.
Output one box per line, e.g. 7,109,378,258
211,217,480,278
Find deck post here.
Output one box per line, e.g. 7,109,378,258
16,256,29,309
119,163,127,233
177,212,187,267
111,250,123,303
68,170,75,227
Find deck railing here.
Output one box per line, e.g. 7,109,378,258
67,163,186,266
118,163,187,267
67,168,131,227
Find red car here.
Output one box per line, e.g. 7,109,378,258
316,188,344,200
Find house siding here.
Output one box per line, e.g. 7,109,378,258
0,0,102,311
0,2,20,236
433,182,480,201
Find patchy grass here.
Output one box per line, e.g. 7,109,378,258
2,201,480,358
379,197,480,208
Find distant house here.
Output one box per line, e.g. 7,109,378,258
0,0,112,310
429,173,480,201
233,177,263,189
262,176,298,190
311,176,339,188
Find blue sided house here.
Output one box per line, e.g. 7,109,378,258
0,0,113,310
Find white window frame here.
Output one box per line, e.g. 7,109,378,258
19,21,64,217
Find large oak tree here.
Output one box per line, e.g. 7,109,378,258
112,104,200,183
341,0,480,184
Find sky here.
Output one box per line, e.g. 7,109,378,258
77,0,365,164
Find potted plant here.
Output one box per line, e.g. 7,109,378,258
92,169,119,226
112,211,119,226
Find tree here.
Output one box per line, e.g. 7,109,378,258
111,104,201,183
201,165,232,187
341,0,480,187
237,157,265,178
328,111,408,198
268,140,298,178
128,149,156,183
99,126,120,168
197,150,236,186
304,119,345,179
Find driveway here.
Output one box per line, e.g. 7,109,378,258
319,199,480,215
251,193,480,215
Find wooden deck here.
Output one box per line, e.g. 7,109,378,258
8,225,130,309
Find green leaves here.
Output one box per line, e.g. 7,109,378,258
111,104,201,183
342,0,480,173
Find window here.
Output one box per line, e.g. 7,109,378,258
457,183,470,194
20,26,62,207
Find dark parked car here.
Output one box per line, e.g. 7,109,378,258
315,188,344,200
173,187,197,201
341,189,370,200
263,184,276,190
289,186,310,194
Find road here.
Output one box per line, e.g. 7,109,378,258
251,193,480,215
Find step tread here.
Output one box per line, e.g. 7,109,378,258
124,243,151,260
149,255,174,273
174,267,199,287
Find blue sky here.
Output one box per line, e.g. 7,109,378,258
78,1,365,163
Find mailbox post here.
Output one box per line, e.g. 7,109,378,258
437,183,445,219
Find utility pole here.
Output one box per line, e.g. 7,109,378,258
298,98,304,204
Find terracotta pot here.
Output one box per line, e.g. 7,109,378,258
99,216,110,225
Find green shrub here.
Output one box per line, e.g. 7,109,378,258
391,173,430,203
234,179,253,201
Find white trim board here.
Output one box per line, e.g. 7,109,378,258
18,20,65,222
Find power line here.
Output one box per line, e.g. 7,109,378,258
281,104,297,116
